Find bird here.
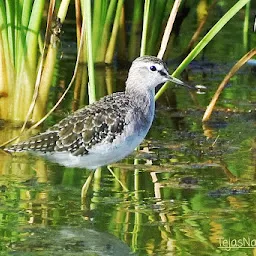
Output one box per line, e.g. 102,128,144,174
5,56,191,169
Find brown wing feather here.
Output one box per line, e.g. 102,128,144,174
6,92,130,156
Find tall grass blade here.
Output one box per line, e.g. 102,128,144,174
58,0,70,22
21,0,56,127
97,0,117,63
140,0,150,56
16,0,33,73
75,0,82,46
13,0,45,120
202,48,256,122
5,0,15,64
155,0,251,100
117,6,126,61
23,2,87,132
84,0,96,103
0,2,11,65
92,1,102,60
25,0,45,70
157,0,182,59
31,37,58,121
105,0,124,64
147,1,167,56
243,1,250,50
0,32,10,119
128,1,143,61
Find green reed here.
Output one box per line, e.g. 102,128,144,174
0,0,45,120
155,0,251,100
0,0,252,122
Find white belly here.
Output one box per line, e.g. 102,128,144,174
41,128,149,170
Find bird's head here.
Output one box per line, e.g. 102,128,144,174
126,56,188,92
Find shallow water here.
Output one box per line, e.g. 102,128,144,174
1,3,256,256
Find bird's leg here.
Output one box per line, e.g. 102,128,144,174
107,165,129,192
81,171,94,207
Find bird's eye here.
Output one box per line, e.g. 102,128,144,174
150,65,157,71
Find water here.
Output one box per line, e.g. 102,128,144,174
1,3,256,256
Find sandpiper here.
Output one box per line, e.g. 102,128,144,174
5,56,193,169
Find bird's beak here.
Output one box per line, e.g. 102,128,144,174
167,74,193,88
167,74,207,93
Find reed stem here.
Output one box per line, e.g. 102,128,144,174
84,0,96,103
140,0,150,56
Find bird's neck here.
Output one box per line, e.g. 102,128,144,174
125,81,155,125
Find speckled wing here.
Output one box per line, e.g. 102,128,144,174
6,92,131,156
